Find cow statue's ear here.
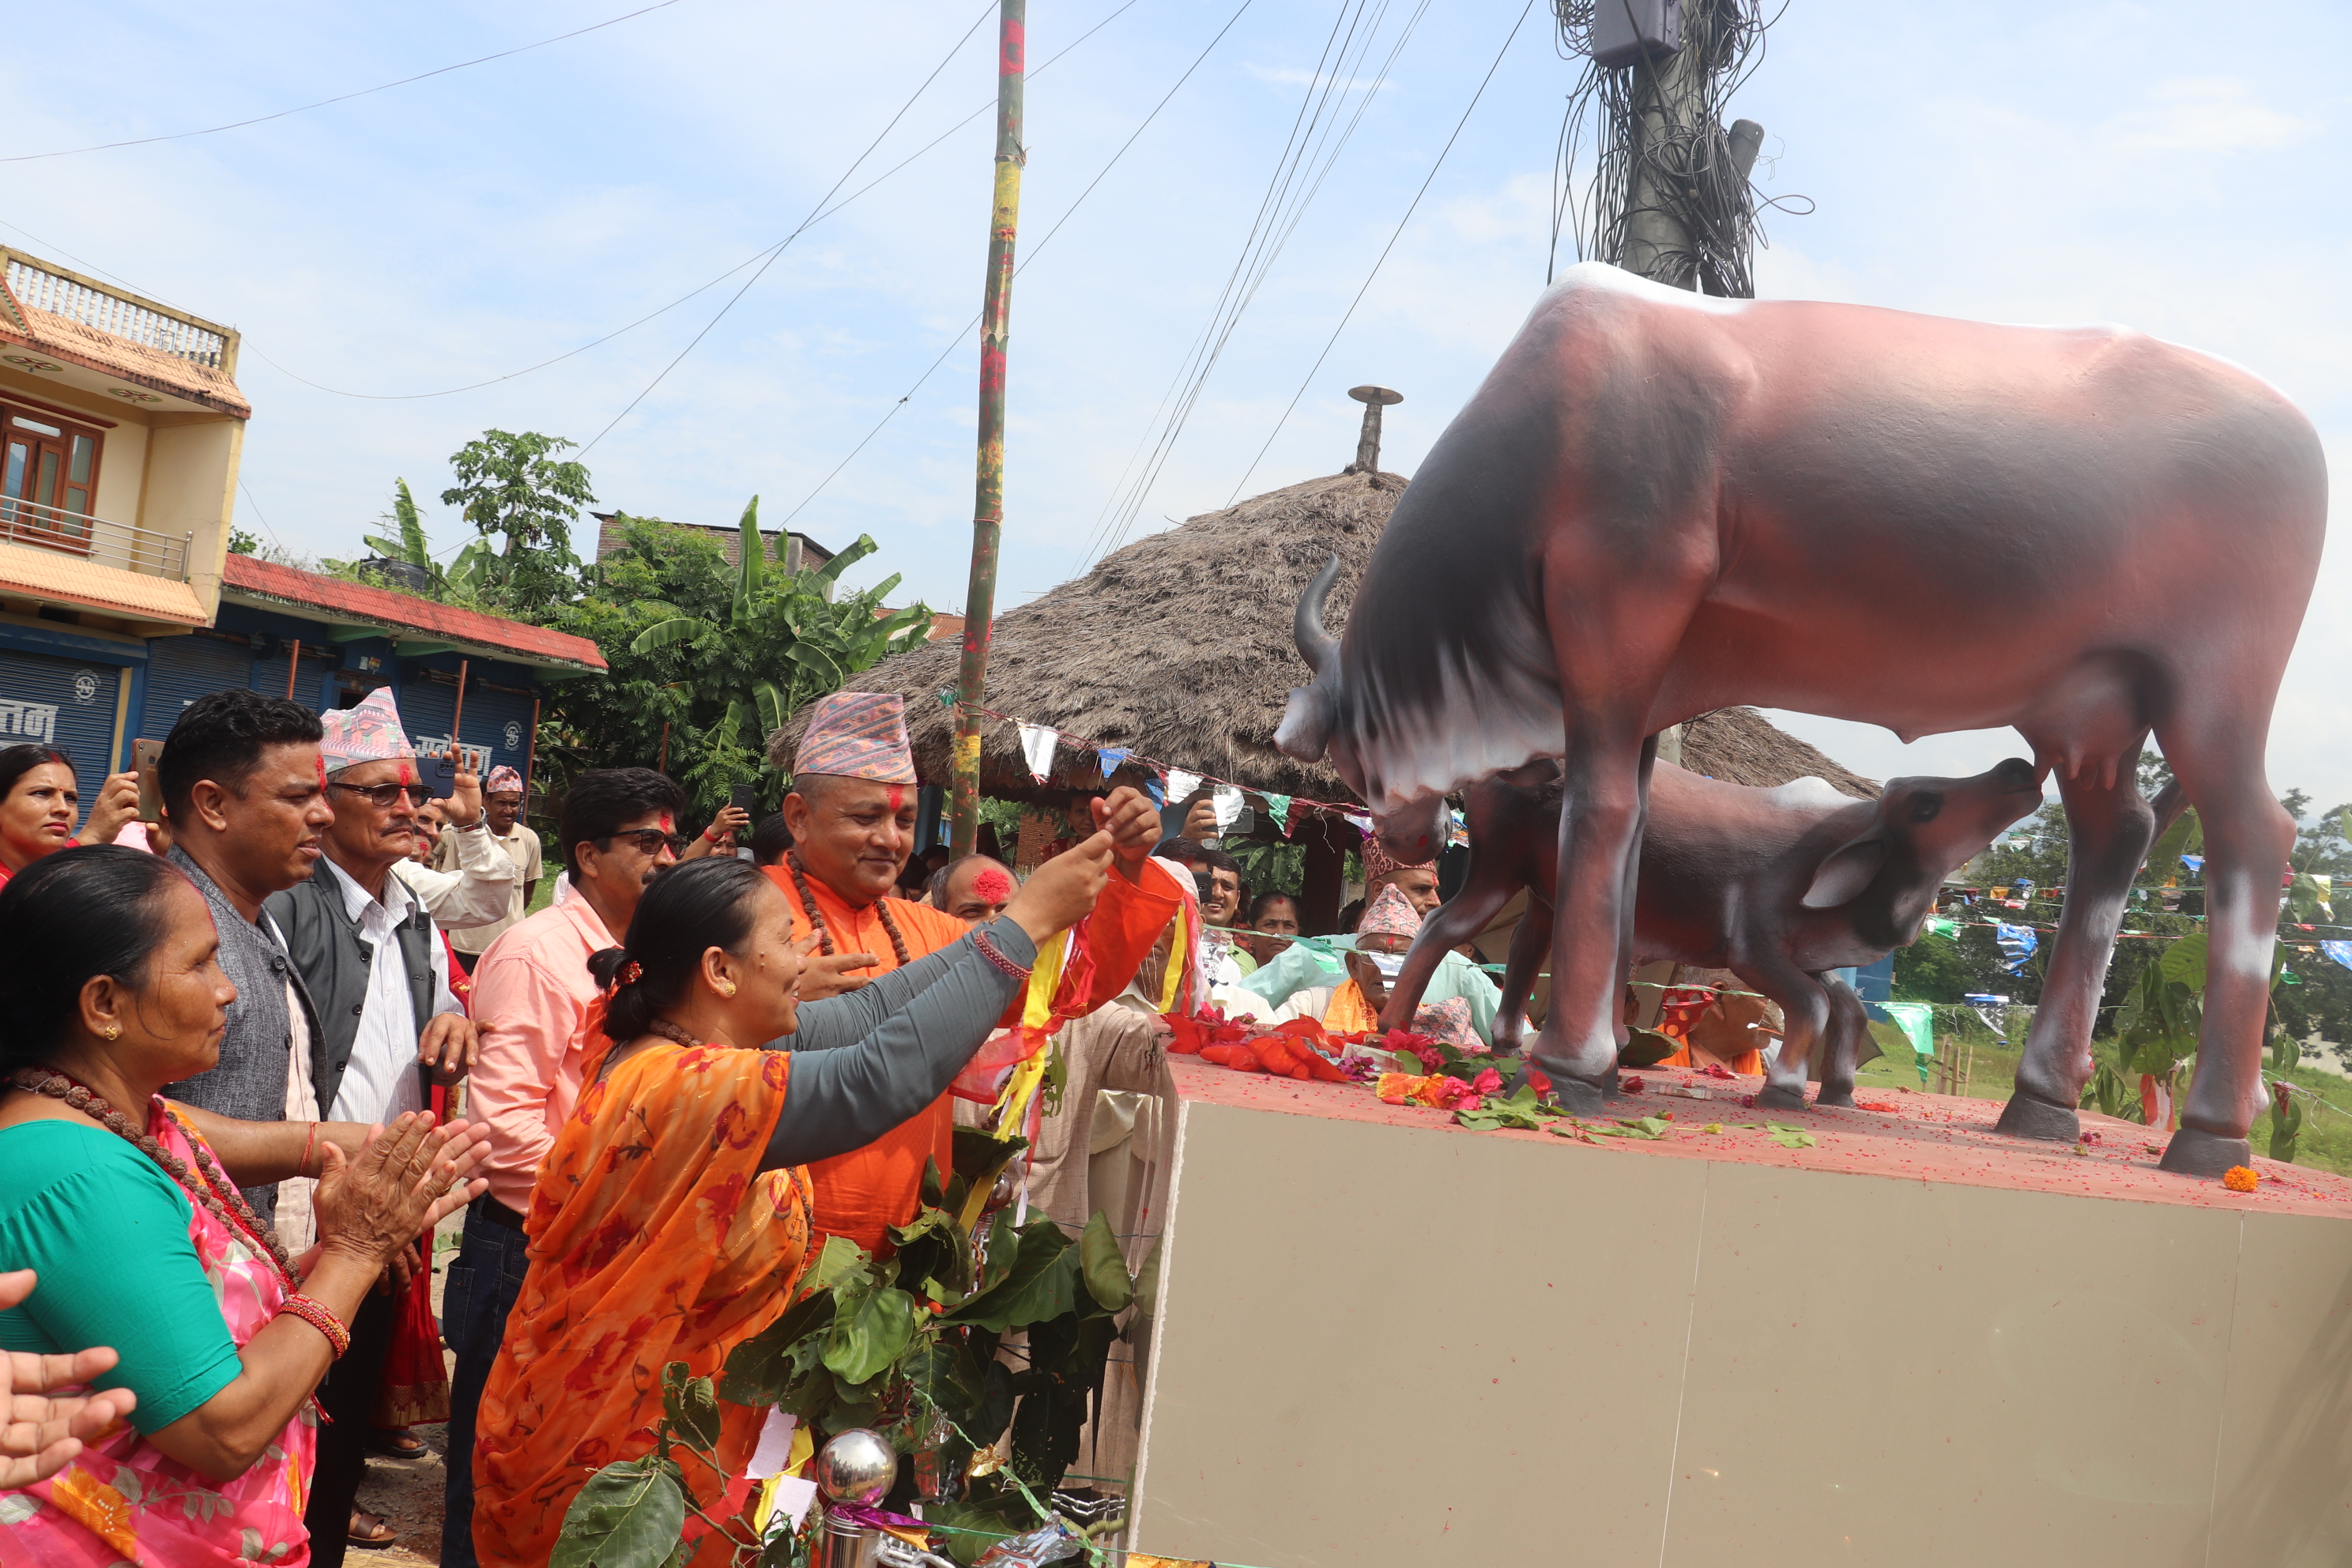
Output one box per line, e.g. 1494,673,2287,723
1800,835,1888,910
1275,684,1337,762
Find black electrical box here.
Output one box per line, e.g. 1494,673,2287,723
1589,0,1682,67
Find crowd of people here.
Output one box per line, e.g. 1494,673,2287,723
0,687,1230,1566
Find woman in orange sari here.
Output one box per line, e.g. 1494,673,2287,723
472,837,1118,1565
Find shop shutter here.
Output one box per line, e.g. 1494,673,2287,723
143,635,253,741
464,686,537,783
398,673,455,750
0,650,122,825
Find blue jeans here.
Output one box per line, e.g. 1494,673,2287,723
440,1198,533,1568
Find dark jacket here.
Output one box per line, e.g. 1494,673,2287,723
264,858,441,1120
163,847,327,1223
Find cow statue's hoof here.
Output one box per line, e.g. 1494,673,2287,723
1993,1091,2079,1144
1814,1086,1856,1110
2158,1127,2252,1178
1756,1084,1808,1112
1543,1071,1614,1118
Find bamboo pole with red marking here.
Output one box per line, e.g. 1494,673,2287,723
948,0,1026,857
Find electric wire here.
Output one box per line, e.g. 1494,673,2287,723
1077,0,1430,567
2,0,688,163
1224,0,1539,504
775,0,1257,530
244,0,1146,404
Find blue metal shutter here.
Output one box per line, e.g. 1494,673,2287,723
143,635,253,740
0,650,122,825
398,673,455,749
463,685,536,783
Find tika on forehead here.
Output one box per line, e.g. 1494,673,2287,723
971,866,1014,903
794,692,918,786
316,688,416,775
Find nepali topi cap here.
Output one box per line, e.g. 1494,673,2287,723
318,688,415,775
484,765,525,795
795,692,918,785
1355,881,1422,941
1361,835,1435,883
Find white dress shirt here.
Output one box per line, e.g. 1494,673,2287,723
323,858,466,1125
393,816,518,930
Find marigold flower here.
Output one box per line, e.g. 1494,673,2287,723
1375,1073,1417,1105
2222,1165,2260,1193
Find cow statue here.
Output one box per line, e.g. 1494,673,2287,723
1374,756,2045,1108
1276,262,2324,1174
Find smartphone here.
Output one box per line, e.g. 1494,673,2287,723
133,739,164,823
414,743,492,801
729,783,760,817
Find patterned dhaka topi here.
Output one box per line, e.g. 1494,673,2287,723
1361,835,1435,883
318,688,415,775
1411,995,1478,1047
794,692,918,784
485,764,525,795
1356,882,1423,942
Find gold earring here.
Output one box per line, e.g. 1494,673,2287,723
719,981,738,998
102,1024,120,1041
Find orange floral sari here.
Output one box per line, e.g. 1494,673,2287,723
470,1040,815,1567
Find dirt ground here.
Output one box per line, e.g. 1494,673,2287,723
351,1212,465,1566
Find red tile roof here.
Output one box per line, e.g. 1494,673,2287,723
220,553,608,673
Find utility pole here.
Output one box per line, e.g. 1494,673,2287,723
949,0,1027,857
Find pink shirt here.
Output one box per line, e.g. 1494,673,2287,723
466,897,616,1214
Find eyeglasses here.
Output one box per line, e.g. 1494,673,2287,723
601,827,690,857
329,781,433,809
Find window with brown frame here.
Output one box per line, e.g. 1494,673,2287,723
0,401,104,555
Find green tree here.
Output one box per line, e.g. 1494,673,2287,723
625,498,933,816
440,430,593,612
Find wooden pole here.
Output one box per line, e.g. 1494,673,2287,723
283,639,301,701
948,0,1027,857
450,658,470,748
524,694,541,797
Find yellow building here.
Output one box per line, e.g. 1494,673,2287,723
0,246,244,778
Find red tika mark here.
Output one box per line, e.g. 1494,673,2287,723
398,760,415,786
972,867,1014,903
315,756,327,788
660,812,675,832
888,785,906,812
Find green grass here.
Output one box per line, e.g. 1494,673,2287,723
1848,1023,2352,1177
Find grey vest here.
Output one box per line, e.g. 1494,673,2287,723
162,847,326,1223
264,859,439,1121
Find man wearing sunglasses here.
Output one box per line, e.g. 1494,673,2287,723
258,688,475,1562
440,764,684,1567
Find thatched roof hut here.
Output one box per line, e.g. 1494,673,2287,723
773,469,1404,802
773,468,1875,807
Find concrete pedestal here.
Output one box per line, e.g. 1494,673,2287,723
1129,1061,2352,1567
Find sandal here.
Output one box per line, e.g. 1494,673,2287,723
348,1508,398,1550
368,1427,428,1459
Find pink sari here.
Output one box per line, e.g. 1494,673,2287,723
0,1101,317,1565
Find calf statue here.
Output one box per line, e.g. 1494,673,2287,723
1374,756,2045,1108
1276,262,2324,1174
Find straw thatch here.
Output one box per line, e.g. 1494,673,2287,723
774,469,1405,801
1679,707,1877,799
773,468,1875,805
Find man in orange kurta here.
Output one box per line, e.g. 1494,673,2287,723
771,692,1182,1254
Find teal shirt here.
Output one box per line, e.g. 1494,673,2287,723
1240,940,1504,1042
0,1120,243,1433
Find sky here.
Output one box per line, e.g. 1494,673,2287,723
7,0,2346,806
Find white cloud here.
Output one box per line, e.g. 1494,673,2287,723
1245,63,1395,94
2098,77,2320,154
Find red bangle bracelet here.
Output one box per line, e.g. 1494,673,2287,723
300,1122,318,1180
278,1293,349,1359
974,928,1032,982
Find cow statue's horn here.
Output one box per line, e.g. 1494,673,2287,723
1295,554,1343,675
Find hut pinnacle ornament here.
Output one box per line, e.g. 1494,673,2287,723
1344,385,1401,474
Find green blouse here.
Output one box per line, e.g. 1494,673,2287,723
0,1119,244,1433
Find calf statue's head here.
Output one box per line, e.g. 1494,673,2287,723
1800,756,2045,948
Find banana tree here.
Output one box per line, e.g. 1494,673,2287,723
358,477,496,600
628,497,933,811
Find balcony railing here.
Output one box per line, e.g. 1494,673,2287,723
0,496,190,580
4,257,231,371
